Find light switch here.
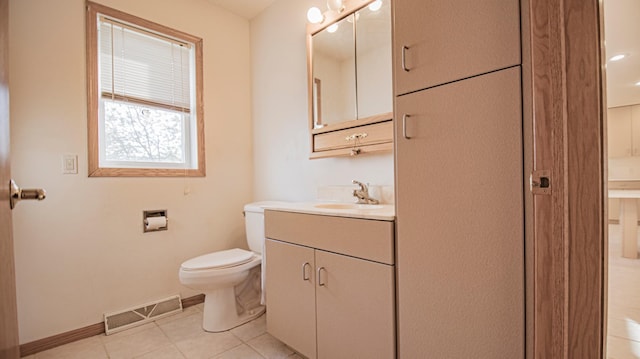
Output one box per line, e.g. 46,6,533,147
62,154,78,174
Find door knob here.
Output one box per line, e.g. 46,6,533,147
10,179,46,210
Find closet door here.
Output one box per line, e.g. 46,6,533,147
395,66,524,358
393,0,520,96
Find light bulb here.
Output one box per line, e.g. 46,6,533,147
307,7,324,24
635,81,640,87
326,0,344,12
368,0,382,11
327,23,339,33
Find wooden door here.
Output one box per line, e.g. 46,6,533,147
528,0,605,357
395,66,524,358
264,239,317,359
392,0,521,96
315,250,395,359
0,0,20,357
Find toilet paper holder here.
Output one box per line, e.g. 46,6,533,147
143,210,168,233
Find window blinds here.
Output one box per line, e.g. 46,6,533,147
99,17,192,112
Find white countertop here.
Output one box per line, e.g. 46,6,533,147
609,190,640,198
263,201,396,221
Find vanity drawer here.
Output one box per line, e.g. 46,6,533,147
313,120,393,153
265,210,395,265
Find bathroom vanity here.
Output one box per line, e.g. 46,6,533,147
264,204,395,359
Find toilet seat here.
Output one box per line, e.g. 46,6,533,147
181,248,255,271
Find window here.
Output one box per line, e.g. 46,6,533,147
86,2,205,176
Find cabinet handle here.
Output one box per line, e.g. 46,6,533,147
302,262,311,281
402,114,411,139
317,267,326,286
401,45,410,72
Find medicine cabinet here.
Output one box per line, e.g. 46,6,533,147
307,0,392,158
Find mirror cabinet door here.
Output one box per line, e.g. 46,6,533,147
312,14,357,128
356,0,392,119
307,0,394,158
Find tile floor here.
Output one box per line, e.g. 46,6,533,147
24,304,303,359
608,223,640,359
31,225,638,359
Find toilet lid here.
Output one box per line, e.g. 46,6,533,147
181,248,255,271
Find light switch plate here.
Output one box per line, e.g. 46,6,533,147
62,154,78,174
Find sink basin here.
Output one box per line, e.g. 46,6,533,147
314,203,384,210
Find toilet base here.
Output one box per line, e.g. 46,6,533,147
202,286,266,332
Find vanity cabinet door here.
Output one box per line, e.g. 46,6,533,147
606,104,640,158
265,239,317,359
393,0,520,96
608,106,633,158
395,67,524,358
315,250,395,359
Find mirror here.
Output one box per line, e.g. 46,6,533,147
355,1,392,119
312,14,357,127
307,0,393,158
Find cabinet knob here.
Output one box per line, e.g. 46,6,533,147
402,114,411,139
317,267,327,286
302,262,311,281
401,45,410,72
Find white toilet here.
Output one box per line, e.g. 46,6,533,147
178,202,276,332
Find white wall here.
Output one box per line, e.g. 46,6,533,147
9,0,253,343
250,0,394,202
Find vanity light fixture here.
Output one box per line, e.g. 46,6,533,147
326,0,345,12
609,54,626,62
307,0,346,24
307,7,324,24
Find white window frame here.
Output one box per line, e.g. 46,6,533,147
86,1,205,177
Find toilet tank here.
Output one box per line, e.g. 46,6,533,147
244,202,282,254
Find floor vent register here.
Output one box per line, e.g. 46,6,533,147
104,294,182,335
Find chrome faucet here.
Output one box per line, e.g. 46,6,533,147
352,180,379,204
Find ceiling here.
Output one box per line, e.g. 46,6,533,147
604,0,640,108
206,0,277,19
